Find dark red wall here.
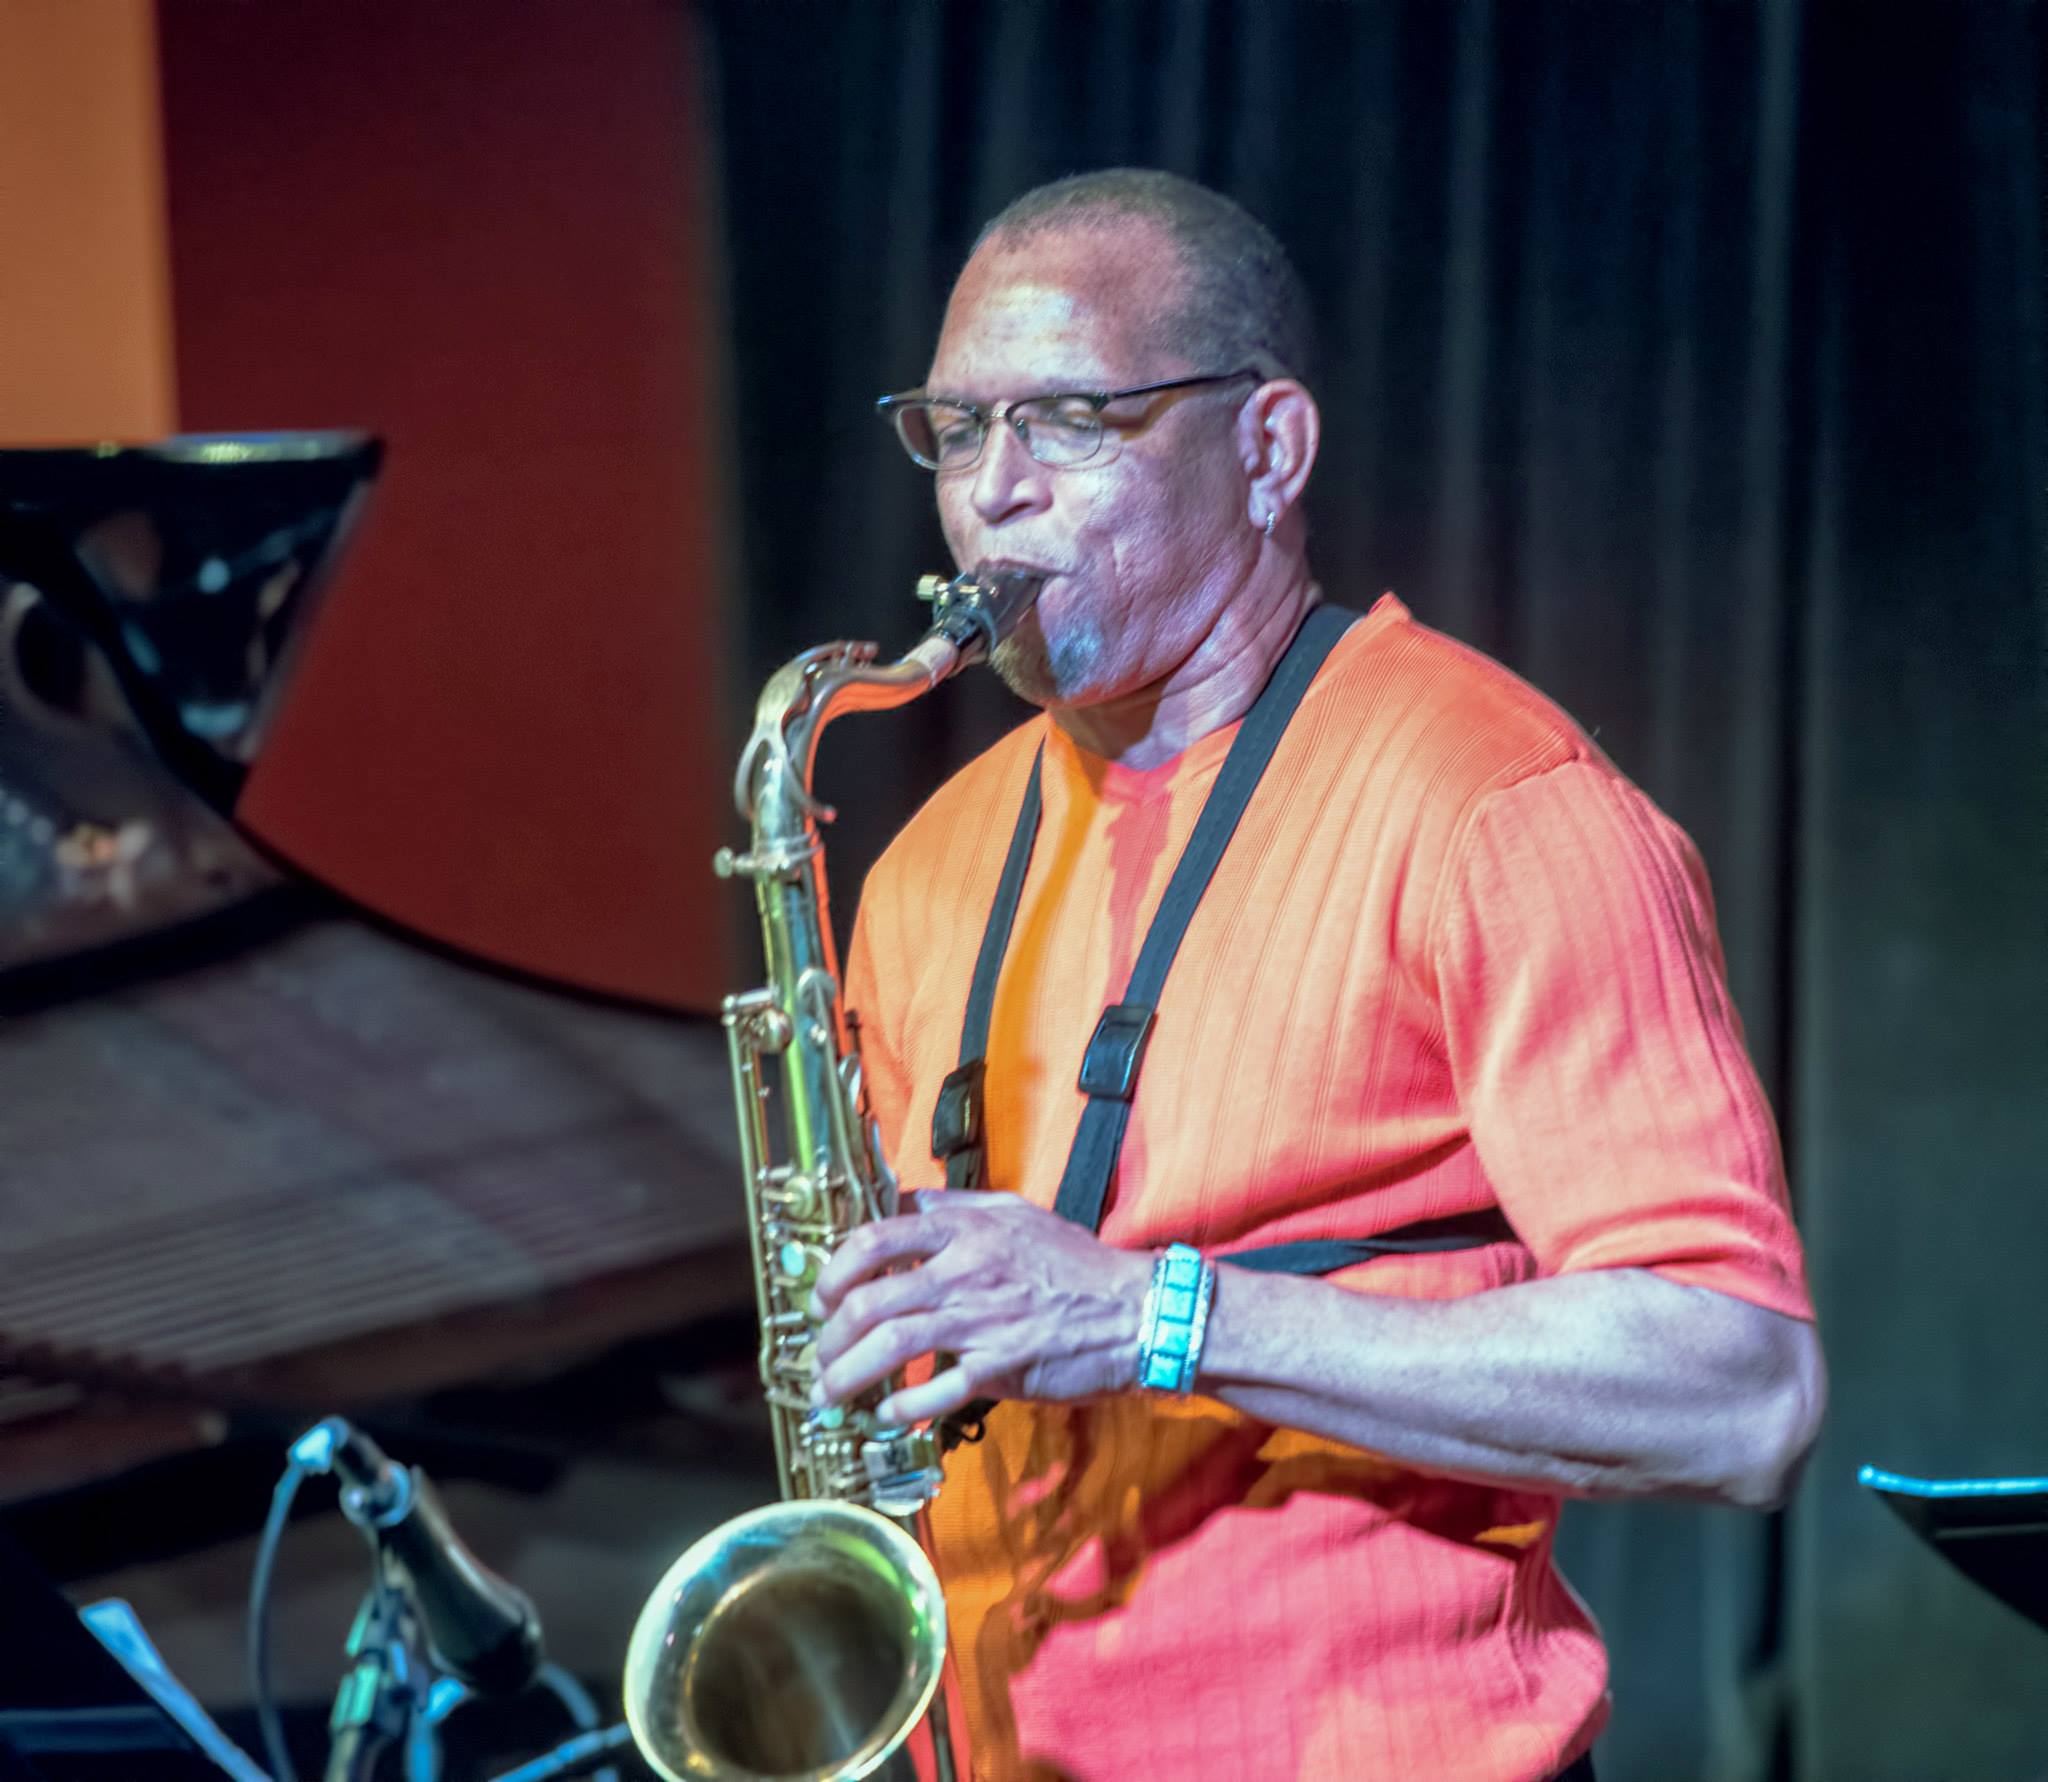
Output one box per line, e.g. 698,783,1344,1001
157,0,732,1009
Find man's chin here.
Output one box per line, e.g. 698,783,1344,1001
989,633,1059,706
987,602,1107,708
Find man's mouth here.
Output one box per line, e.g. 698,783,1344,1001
976,556,1059,582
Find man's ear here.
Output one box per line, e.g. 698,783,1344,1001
1239,379,1320,527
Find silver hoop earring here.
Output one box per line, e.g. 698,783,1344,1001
1262,510,1277,539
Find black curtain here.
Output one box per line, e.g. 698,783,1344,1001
695,3,2047,1777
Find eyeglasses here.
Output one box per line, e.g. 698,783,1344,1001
875,369,1261,472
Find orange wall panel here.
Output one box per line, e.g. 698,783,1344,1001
157,0,733,1010
0,0,176,443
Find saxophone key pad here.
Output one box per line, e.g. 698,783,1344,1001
777,1240,825,1285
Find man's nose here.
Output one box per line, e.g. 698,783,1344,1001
968,415,1050,525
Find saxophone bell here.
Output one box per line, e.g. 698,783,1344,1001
623,1501,946,1782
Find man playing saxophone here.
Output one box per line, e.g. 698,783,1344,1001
810,170,1823,1782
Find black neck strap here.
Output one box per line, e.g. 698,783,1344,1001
928,749,1043,1191
932,602,1358,1224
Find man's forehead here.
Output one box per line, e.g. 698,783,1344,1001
929,226,1182,390
935,275,1116,369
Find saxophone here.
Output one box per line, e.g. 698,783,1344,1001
621,565,1044,1782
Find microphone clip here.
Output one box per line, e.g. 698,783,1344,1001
290,1418,544,1697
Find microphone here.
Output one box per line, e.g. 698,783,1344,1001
290,1417,544,1696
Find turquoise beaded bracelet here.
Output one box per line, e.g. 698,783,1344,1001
1137,1242,1217,1394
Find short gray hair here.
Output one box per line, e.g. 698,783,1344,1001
975,168,1315,385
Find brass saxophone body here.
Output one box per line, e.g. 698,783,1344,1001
622,566,1043,1782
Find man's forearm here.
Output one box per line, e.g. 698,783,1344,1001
1198,1265,1825,1508
810,1194,1824,1508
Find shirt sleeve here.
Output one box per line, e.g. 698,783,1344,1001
1432,760,1814,1320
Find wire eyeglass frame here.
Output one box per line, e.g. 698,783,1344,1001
876,368,1262,472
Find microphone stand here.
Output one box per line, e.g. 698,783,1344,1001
324,1567,439,1782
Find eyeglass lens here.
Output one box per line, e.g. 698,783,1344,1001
892,396,1106,470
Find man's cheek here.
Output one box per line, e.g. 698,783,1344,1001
936,495,974,567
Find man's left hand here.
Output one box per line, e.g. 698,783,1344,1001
810,1191,1155,1424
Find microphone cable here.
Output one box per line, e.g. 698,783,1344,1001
248,1448,313,1782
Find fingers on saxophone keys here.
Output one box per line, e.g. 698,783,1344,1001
813,1269,931,1370
879,1361,980,1426
813,1309,944,1407
813,1208,948,1311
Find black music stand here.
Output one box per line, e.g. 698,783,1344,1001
0,1524,255,1780
1859,1465,2048,1636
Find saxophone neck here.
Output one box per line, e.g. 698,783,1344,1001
730,566,1045,832
727,641,947,836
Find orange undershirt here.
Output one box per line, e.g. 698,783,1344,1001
847,596,1813,1782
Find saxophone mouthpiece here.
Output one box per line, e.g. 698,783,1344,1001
917,563,1045,662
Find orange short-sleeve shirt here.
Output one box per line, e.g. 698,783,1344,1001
846,596,1813,1782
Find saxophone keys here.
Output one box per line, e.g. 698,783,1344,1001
775,1239,829,1288
723,987,794,1052
774,1173,822,1220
